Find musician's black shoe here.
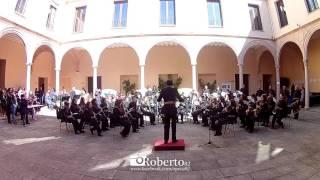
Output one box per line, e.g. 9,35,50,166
140,125,144,127
102,128,109,131
202,124,209,127
240,125,245,128
172,139,178,143
164,141,168,144
90,128,94,135
181,121,184,124
75,131,80,134
151,123,156,125
80,130,85,133
214,132,222,136
98,133,103,136
26,122,30,124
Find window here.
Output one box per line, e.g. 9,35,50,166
46,5,56,30
15,0,27,14
248,4,263,31
160,0,175,25
207,0,223,27
113,0,128,27
73,6,86,33
276,0,288,27
306,0,319,12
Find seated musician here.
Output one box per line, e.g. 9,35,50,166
271,94,286,129
113,99,131,137
70,98,85,133
83,102,102,136
210,97,229,136
92,99,109,131
237,95,248,128
201,101,213,127
267,95,276,125
100,97,112,127
128,96,144,132
259,94,270,127
290,98,300,119
61,101,82,134
245,102,256,133
177,102,186,124
140,99,156,125
192,98,207,124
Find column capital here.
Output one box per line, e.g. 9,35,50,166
26,62,32,66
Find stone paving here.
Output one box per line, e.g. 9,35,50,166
1,108,320,180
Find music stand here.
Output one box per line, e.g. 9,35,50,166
198,121,220,148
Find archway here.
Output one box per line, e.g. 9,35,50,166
279,42,304,91
145,42,192,89
98,44,140,94
243,46,276,94
307,29,320,94
60,48,93,93
197,43,238,93
0,33,26,89
31,45,55,93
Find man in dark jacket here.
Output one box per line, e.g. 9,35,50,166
157,80,183,144
20,94,29,126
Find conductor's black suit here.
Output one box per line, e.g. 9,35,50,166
157,85,183,143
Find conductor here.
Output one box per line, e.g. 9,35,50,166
157,80,184,144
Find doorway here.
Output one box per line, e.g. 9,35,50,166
88,76,102,94
38,77,48,92
235,74,249,95
0,59,5,89
263,74,272,92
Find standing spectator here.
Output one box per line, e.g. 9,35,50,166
267,85,276,97
35,88,39,102
9,90,18,124
20,94,29,126
5,89,13,123
39,87,44,105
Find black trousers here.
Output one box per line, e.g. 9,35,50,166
163,113,177,142
6,106,11,123
119,118,131,136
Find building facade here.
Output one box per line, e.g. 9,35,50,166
0,0,319,108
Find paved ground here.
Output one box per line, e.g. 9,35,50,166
1,108,320,180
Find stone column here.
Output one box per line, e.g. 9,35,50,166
304,60,310,109
93,66,98,94
238,64,244,90
192,64,197,91
26,63,32,96
55,68,60,93
140,65,145,90
276,65,280,99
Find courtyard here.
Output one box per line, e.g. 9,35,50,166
0,108,320,180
